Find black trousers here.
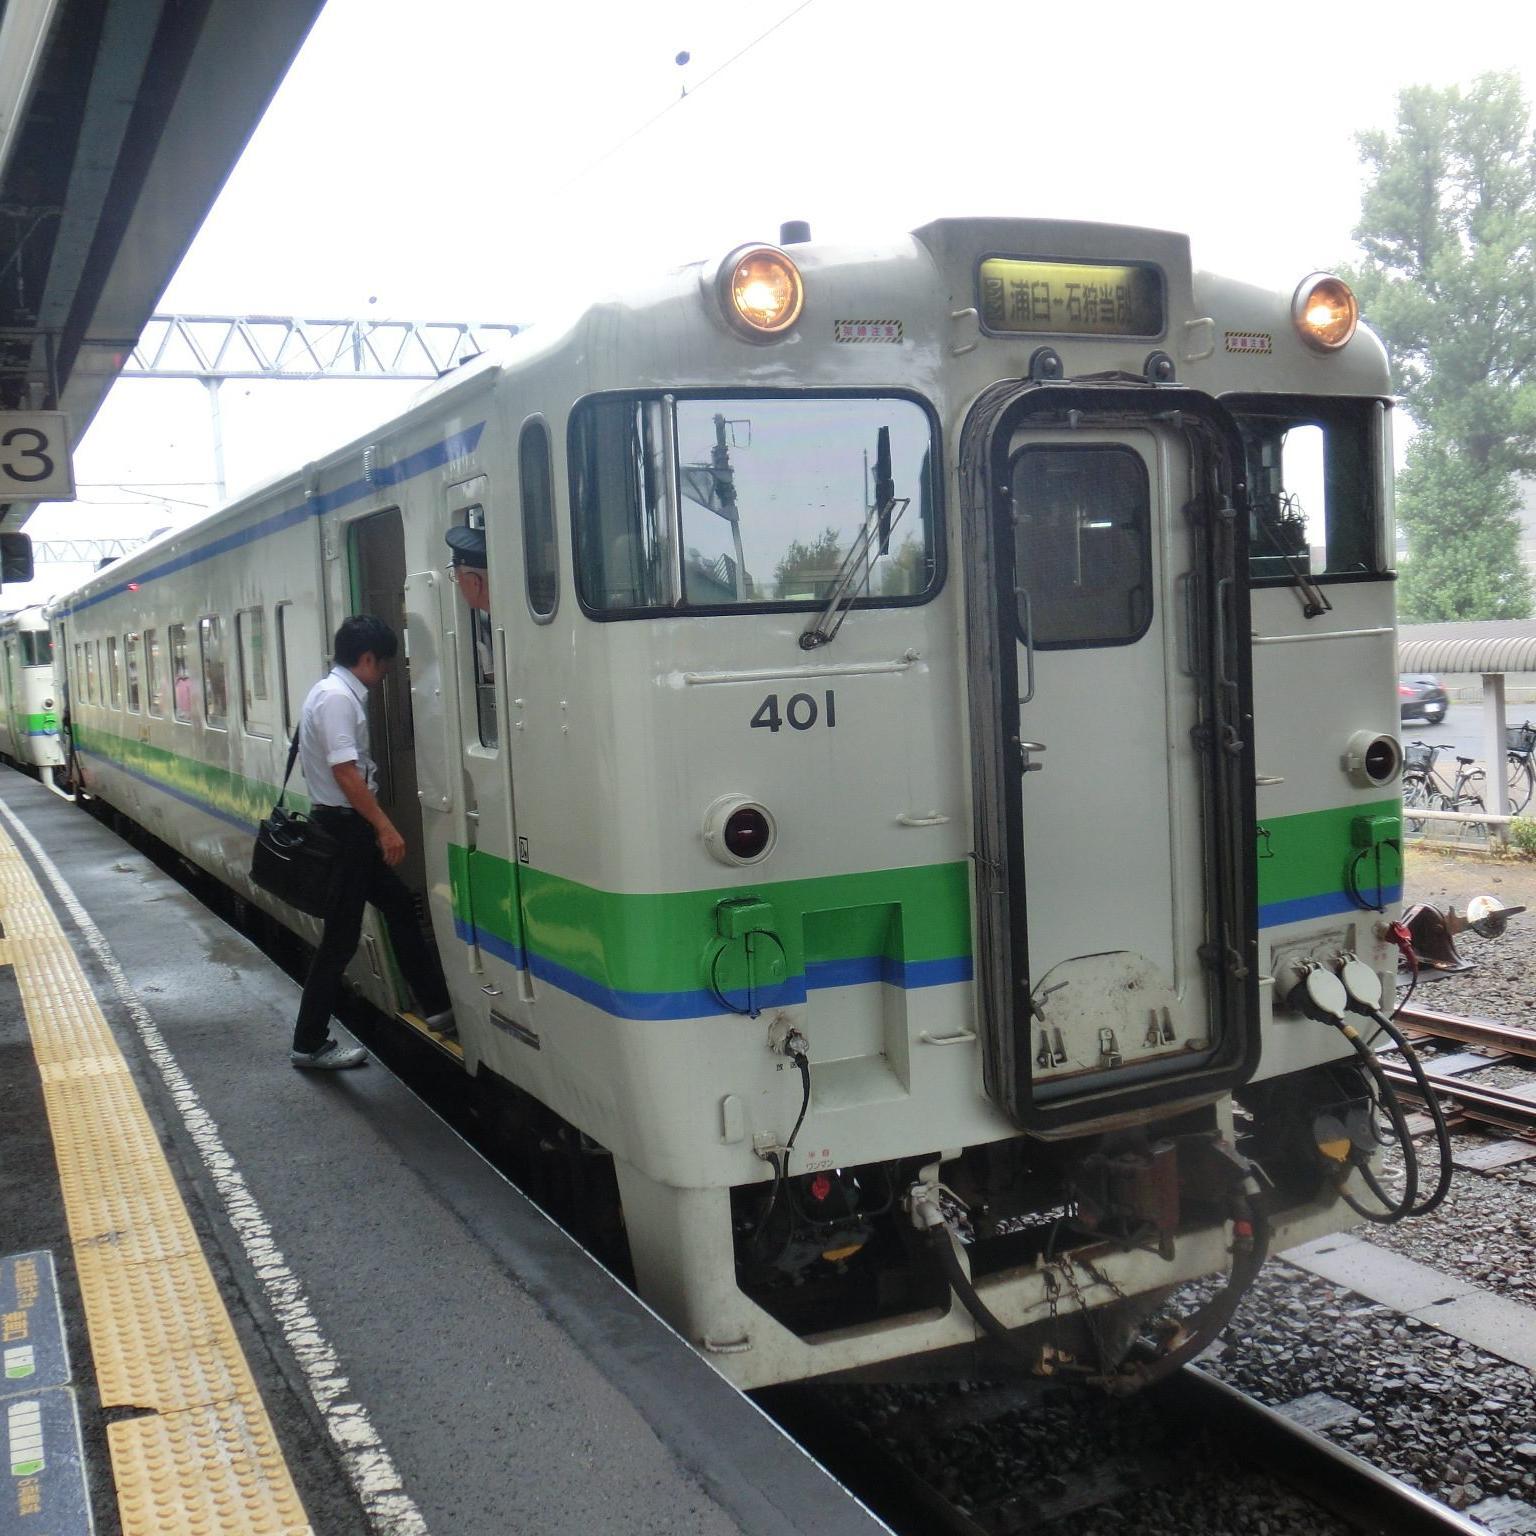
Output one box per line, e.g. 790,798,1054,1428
292,808,451,1053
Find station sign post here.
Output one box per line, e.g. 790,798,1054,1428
0,412,74,501
0,411,74,588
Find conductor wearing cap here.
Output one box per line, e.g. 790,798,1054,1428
447,525,490,613
447,524,494,687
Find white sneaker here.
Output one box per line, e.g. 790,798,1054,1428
290,1038,368,1070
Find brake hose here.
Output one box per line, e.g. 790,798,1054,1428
1335,956,1454,1217
1290,959,1454,1222
1322,1011,1421,1223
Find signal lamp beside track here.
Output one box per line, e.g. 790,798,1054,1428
1292,273,1358,352
703,794,777,866
717,245,804,340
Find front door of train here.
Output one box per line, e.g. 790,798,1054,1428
963,386,1256,1130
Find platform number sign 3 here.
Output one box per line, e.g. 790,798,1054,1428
751,691,837,733
0,413,74,500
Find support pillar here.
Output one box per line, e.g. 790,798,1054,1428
203,375,226,505
1482,671,1509,843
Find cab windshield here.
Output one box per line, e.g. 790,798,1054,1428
1226,395,1389,583
571,393,939,615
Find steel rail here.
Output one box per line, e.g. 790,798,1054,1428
1159,1367,1490,1536
1380,1063,1536,1136
764,1366,1482,1535
1395,1004,1536,1062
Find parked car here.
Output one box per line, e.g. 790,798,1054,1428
1399,673,1449,725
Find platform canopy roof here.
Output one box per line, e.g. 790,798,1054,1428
1398,619,1536,676
0,0,327,528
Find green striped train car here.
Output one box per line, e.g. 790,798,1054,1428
48,218,1414,1390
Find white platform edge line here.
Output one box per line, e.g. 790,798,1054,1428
0,794,430,1536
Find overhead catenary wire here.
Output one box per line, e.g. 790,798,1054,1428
554,0,819,195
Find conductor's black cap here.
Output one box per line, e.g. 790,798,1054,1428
446,525,487,568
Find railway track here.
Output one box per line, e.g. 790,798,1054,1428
762,1364,1486,1536
1398,1004,1536,1065
1389,1003,1536,1136
1158,1368,1488,1536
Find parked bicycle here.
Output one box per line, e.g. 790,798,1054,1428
1401,740,1487,840
1508,722,1535,817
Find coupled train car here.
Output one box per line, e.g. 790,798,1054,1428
0,606,65,779
45,217,1421,1391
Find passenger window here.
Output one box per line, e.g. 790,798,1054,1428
1011,444,1152,649
145,629,164,718
200,616,228,729
170,625,192,723
453,505,497,748
84,643,96,705
107,637,122,709
237,608,271,738
125,634,141,713
520,420,558,619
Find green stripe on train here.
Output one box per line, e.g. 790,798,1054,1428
453,852,974,995
72,720,971,990
73,722,310,821
70,718,1391,991
1256,798,1400,907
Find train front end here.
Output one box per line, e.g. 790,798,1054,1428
518,220,1406,1389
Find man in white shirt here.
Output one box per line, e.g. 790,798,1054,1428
290,615,452,1069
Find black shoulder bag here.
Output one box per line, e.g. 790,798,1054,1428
250,730,340,918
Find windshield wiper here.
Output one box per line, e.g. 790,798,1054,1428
800,425,909,650
1253,493,1332,620
799,495,909,650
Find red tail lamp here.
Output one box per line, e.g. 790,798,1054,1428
703,794,778,867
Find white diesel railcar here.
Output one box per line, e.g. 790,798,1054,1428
48,218,1414,1390
0,606,65,777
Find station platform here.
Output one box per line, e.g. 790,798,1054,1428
0,768,889,1536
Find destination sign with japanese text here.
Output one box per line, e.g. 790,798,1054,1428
978,258,1164,338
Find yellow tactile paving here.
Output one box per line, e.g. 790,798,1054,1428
0,822,312,1534
110,1395,310,1536
73,1248,254,1411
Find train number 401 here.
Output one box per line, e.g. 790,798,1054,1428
750,690,837,732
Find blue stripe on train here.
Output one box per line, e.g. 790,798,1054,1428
453,919,973,1021
56,423,487,616
1258,885,1403,929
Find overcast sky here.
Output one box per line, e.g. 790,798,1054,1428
15,0,1536,600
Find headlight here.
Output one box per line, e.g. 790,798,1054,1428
1292,273,1358,352
717,245,804,340
1343,730,1401,788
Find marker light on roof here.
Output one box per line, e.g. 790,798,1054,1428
718,245,804,340
1292,273,1358,352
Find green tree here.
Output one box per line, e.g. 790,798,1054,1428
773,527,843,599
877,533,926,596
1394,436,1529,619
1345,73,1536,620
